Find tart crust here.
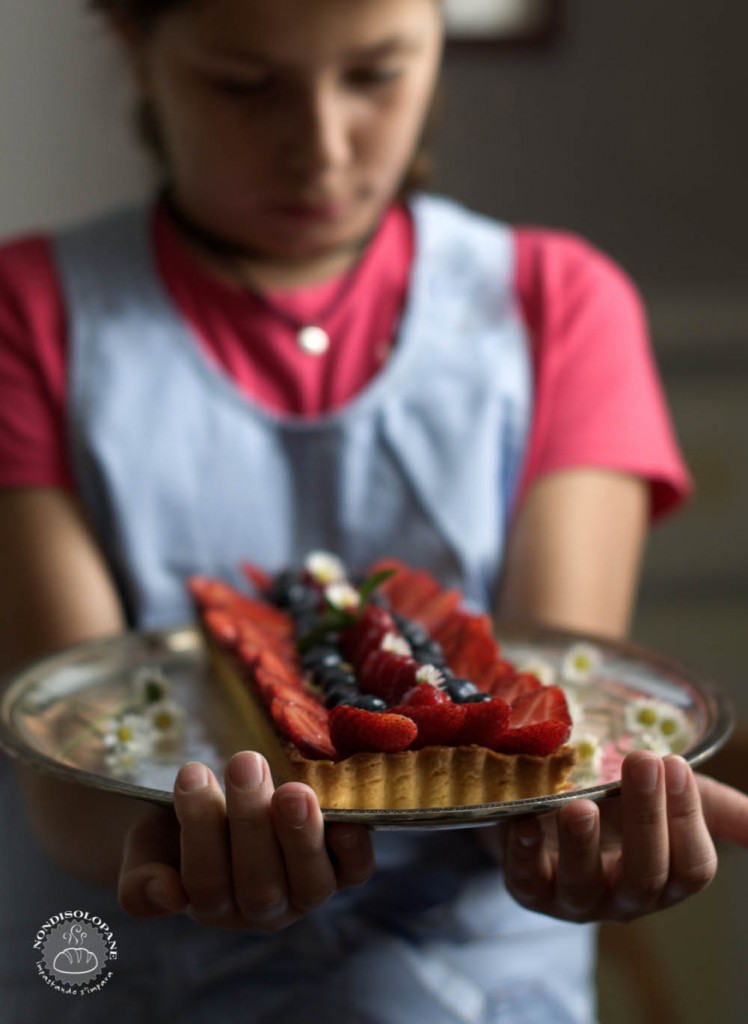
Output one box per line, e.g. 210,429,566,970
207,636,577,810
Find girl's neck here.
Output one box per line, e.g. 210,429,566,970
160,189,375,293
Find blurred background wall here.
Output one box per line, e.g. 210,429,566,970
1,1,745,1021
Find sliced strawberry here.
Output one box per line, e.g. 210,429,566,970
254,648,301,688
401,682,451,706
358,648,420,705
275,701,336,759
385,569,440,618
236,641,262,671
240,560,272,594
492,720,571,756
454,698,511,748
485,668,542,704
447,620,499,682
328,705,417,757
409,588,462,633
389,702,466,749
203,608,240,648
365,558,409,601
509,685,572,729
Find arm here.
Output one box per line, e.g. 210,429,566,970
493,469,748,923
0,488,372,919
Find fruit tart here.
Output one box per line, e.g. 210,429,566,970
190,552,577,810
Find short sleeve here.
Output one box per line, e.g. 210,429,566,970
0,236,73,489
513,228,692,520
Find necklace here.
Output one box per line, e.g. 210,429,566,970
161,190,370,356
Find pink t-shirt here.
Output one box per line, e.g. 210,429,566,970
0,201,690,517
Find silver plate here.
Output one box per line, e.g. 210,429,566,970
0,624,734,829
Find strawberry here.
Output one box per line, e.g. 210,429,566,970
275,701,337,760
490,685,573,756
358,648,421,705
447,619,499,683
454,698,511,747
384,569,440,618
509,685,572,729
492,721,571,757
389,702,466,748
409,588,462,633
328,706,417,757
240,560,272,595
485,668,542,704
401,682,450,706
253,648,301,688
339,605,397,667
203,608,240,648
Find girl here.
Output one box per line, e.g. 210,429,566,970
1,1,746,1020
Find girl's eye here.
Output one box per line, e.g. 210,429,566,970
212,77,271,96
345,67,403,89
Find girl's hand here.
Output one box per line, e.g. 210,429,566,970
117,752,374,930
500,750,748,923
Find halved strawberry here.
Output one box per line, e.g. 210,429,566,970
485,668,542,704
454,698,511,748
492,721,571,756
275,701,336,759
203,608,241,648
240,560,272,594
384,569,440,618
254,648,301,688
358,648,420,704
447,619,499,683
389,702,466,748
509,685,572,729
409,588,462,633
328,705,417,757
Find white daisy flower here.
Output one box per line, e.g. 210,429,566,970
380,631,412,657
561,643,603,685
144,698,187,750
132,666,171,705
324,581,361,612
628,731,673,757
102,713,155,775
515,657,556,687
415,664,446,688
305,551,347,585
573,734,603,774
625,698,693,755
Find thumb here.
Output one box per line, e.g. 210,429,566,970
118,802,189,918
697,774,748,849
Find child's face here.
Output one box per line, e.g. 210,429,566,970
128,0,443,264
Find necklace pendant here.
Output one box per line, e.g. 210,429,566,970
297,325,330,355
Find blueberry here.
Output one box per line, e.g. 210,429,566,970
324,683,361,709
300,645,342,672
316,664,357,690
461,692,493,704
444,677,479,703
393,616,430,647
411,640,446,667
268,570,305,607
350,695,387,712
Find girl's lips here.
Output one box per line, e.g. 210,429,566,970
272,201,348,222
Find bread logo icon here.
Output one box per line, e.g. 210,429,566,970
51,923,99,975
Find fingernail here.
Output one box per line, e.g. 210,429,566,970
228,752,264,791
279,792,309,828
514,828,540,849
178,762,209,792
145,877,171,912
630,756,660,794
665,755,689,795
334,827,359,850
565,813,595,838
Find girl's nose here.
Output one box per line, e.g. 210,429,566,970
283,84,352,178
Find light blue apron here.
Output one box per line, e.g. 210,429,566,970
0,195,597,1022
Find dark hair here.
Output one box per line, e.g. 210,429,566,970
89,0,437,195
89,1,188,27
